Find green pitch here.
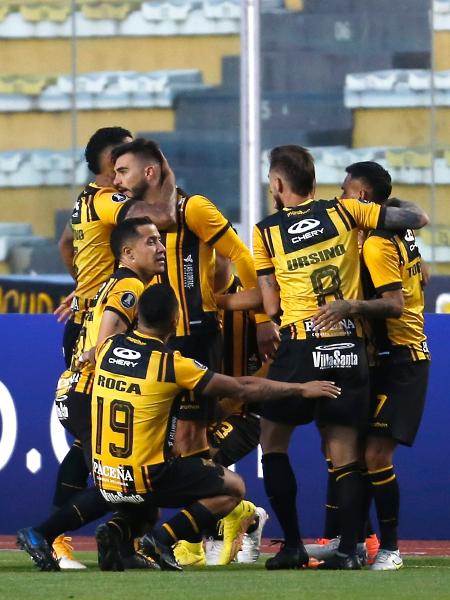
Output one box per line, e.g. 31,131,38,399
1,552,450,600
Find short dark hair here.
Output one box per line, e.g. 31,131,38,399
85,126,132,174
110,217,153,261
111,138,163,168
269,145,315,197
345,161,392,204
138,284,179,330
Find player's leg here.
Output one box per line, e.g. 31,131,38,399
141,457,248,569
366,359,429,571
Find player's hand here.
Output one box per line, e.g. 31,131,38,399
54,290,75,323
256,320,280,362
312,300,352,332
299,381,341,399
77,347,96,368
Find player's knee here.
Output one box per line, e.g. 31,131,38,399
365,439,394,471
223,469,246,501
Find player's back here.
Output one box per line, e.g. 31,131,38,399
92,330,212,493
254,197,383,333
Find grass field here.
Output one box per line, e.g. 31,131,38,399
1,552,450,600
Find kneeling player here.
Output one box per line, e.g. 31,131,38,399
91,283,340,571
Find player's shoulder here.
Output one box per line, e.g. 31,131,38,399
366,228,399,242
95,186,128,205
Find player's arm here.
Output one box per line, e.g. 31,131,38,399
58,222,75,278
313,234,404,331
202,373,341,403
215,287,263,311
257,273,281,320
383,198,429,230
340,197,428,232
312,291,404,332
123,155,177,230
78,309,129,366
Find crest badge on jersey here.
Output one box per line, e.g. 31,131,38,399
121,292,136,309
111,193,128,203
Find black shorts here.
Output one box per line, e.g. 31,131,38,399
99,456,228,509
256,333,370,430
62,318,82,369
168,330,223,422
208,413,260,467
369,359,429,446
55,376,92,467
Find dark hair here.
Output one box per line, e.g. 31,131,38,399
138,283,179,329
84,127,132,174
345,161,392,204
110,217,153,261
269,145,315,196
111,138,163,167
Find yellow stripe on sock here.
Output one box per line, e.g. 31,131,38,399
162,523,178,542
372,475,396,486
182,509,200,535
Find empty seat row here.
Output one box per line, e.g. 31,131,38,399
0,149,87,187
0,69,208,112
345,69,450,107
261,145,450,185
0,0,248,38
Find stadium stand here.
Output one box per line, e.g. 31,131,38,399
345,69,450,108
0,70,209,112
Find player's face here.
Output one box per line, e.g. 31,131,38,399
341,174,365,201
114,153,150,199
131,224,166,278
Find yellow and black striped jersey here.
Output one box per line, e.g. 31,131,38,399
253,198,384,338
156,193,258,337
362,228,430,362
91,331,213,493
217,275,262,417
71,183,131,320
70,266,146,395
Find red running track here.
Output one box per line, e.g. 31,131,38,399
1,536,450,556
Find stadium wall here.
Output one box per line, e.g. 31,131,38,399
0,314,448,539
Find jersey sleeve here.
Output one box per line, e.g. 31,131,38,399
173,351,214,393
339,198,385,231
362,235,402,294
104,278,144,327
94,188,131,226
253,224,275,276
186,195,258,290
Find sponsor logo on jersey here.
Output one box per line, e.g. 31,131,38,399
108,347,141,368
312,348,358,369
120,292,136,309
111,193,128,203
194,360,207,370
93,460,134,482
183,255,195,289
287,218,324,243
113,348,141,360
55,403,68,420
99,490,144,504
315,343,355,351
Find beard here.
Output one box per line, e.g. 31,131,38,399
130,179,150,201
273,193,284,211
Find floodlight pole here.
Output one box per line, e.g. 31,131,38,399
240,0,262,246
